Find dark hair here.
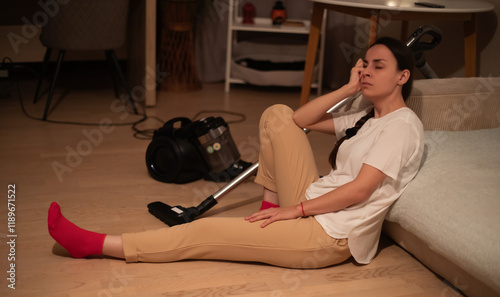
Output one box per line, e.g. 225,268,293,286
372,37,415,100
328,37,415,170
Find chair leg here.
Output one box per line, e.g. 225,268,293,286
107,50,138,114
105,50,120,99
43,50,65,121
34,48,52,104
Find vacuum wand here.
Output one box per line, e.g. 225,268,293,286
212,162,259,201
206,93,359,203
148,95,359,226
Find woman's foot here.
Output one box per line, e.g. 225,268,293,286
48,202,106,258
260,200,280,210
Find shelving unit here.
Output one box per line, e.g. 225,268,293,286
225,0,326,94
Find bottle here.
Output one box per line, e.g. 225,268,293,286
242,2,256,24
271,1,286,25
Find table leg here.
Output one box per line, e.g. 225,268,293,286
300,2,324,106
464,13,477,77
368,10,380,45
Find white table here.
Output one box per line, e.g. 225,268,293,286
300,0,494,105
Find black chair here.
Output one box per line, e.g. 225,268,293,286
33,0,138,120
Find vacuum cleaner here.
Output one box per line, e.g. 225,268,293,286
146,116,252,184
148,25,443,227
147,96,358,226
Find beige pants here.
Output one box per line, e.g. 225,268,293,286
122,105,350,268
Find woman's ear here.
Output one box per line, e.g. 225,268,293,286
398,69,410,85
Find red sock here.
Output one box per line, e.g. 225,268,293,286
48,202,106,258
260,201,280,210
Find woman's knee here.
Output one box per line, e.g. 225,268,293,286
262,104,293,120
260,104,294,133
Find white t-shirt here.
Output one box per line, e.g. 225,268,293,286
305,107,424,264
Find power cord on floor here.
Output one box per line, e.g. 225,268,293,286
2,57,149,123
1,57,246,141
192,110,246,124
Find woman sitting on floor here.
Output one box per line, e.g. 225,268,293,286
48,37,424,268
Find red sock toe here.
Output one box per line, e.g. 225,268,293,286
48,202,106,258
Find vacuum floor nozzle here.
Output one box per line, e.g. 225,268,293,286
148,195,218,226
148,202,196,226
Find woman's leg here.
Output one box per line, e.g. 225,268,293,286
121,216,350,268
49,203,349,267
255,104,320,207
102,235,125,259
49,104,349,266
262,188,279,206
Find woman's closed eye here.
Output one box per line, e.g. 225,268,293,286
362,63,383,69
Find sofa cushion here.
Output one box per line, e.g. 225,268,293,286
385,127,500,293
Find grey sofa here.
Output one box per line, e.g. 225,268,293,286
382,77,500,297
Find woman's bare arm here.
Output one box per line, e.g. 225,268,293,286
301,164,386,216
292,59,364,134
246,164,386,228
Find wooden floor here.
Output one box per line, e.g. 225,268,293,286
0,68,460,297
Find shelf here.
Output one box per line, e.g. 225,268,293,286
229,77,245,84
225,0,326,94
232,17,310,34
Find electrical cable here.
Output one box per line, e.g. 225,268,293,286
192,110,246,124
1,57,246,140
8,62,147,127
